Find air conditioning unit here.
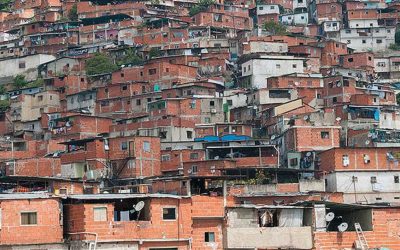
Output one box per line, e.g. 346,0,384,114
211,109,217,113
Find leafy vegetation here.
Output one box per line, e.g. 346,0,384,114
263,21,287,35
389,43,400,51
117,48,144,66
85,53,118,76
189,0,215,16
26,78,44,88
0,85,6,95
68,4,78,21
12,75,28,90
0,99,10,112
397,93,400,105
149,47,163,59
0,0,12,11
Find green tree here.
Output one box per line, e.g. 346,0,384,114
397,93,400,105
263,21,287,35
395,30,400,44
189,0,215,16
68,4,78,21
12,75,28,90
0,99,9,112
0,85,6,95
85,53,118,76
0,0,12,11
149,47,163,59
117,48,143,66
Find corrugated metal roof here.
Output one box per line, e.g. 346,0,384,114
0,192,56,200
68,193,185,200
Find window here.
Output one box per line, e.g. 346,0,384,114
227,100,233,106
270,6,275,9
395,175,399,183
376,39,382,44
387,29,391,33
205,117,211,123
205,232,215,242
121,73,124,77
343,155,350,166
93,207,107,221
259,6,263,10
333,97,337,103
210,101,215,107
348,58,353,62
136,99,141,106
187,131,193,139
161,154,170,161
321,131,330,139
21,212,37,225
159,131,167,139
378,62,386,67
276,64,281,69
371,176,377,183
122,85,128,91
191,165,198,173
143,141,150,152
19,61,26,68
345,30,351,34
368,56,372,61
190,152,199,159
290,158,298,167
162,208,176,220
38,95,43,101
190,100,196,109
59,188,67,195
149,69,157,75
121,141,128,150
292,64,297,68
362,40,366,44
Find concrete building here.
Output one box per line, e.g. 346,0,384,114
240,56,305,88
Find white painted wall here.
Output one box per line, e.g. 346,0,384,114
242,58,304,88
0,54,56,80
348,19,379,29
326,171,400,194
257,4,280,15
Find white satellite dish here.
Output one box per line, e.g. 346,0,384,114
343,105,348,110
271,135,276,140
338,222,348,232
335,117,342,122
303,115,309,121
365,140,370,145
134,201,145,212
294,82,300,86
325,212,335,222
306,152,312,157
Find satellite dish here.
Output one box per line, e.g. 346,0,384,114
338,222,348,232
365,140,370,145
343,105,348,110
306,152,312,157
325,212,335,222
335,117,342,122
294,82,300,86
271,135,276,140
134,201,145,212
303,115,309,121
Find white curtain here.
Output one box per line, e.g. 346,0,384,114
278,209,303,227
